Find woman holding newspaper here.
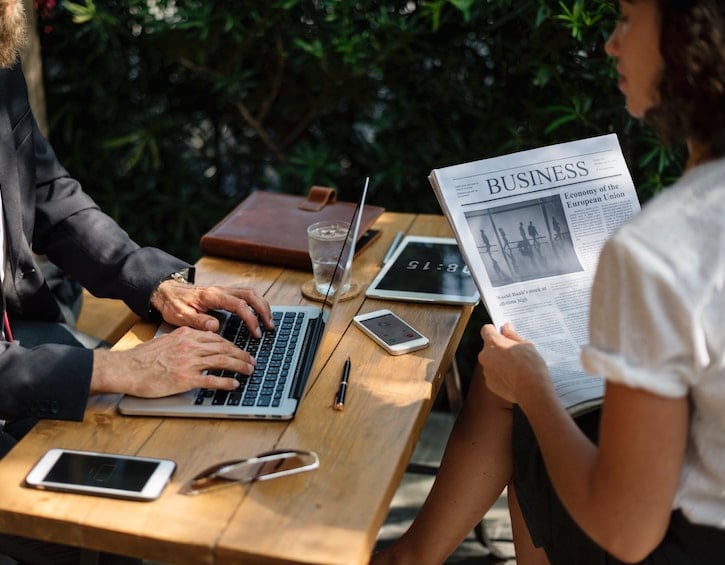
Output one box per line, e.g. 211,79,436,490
372,1,725,564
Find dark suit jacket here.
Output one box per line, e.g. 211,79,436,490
0,61,188,421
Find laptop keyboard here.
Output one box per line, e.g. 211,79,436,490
198,311,305,408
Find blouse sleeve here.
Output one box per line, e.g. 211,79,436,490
580,228,695,398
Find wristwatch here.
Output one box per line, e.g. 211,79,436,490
163,267,195,285
148,267,196,322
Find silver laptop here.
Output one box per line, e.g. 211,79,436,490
118,179,369,420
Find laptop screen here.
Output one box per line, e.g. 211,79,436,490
308,177,369,377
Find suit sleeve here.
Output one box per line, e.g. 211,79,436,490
0,63,185,422
29,119,188,319
0,341,92,421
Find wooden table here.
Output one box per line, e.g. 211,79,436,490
0,213,473,565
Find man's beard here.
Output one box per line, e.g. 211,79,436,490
0,0,27,69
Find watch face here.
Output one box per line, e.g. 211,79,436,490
168,268,194,284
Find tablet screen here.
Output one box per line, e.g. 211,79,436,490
366,236,480,305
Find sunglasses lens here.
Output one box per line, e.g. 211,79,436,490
191,460,242,481
185,474,234,494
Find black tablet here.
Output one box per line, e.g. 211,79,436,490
365,236,480,305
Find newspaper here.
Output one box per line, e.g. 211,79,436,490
429,134,640,415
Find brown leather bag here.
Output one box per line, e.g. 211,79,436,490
200,187,384,271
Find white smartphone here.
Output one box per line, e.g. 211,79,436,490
353,309,429,355
25,448,176,501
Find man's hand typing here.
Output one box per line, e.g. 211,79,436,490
90,326,256,397
150,281,274,337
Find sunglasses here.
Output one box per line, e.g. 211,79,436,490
180,449,319,495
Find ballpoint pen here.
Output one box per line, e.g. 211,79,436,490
333,357,351,411
382,231,405,265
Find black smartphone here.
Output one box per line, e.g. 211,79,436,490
354,229,381,255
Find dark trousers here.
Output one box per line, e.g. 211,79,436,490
512,406,725,564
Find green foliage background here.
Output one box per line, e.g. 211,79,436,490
37,0,687,382
38,0,685,260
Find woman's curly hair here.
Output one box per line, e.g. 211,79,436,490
645,0,725,160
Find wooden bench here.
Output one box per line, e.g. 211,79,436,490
75,290,140,345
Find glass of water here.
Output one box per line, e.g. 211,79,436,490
307,220,351,296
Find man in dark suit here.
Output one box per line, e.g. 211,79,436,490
0,2,273,445
0,1,275,560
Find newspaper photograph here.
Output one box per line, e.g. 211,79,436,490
429,134,640,415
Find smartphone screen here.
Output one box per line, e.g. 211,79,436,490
46,452,160,491
354,309,429,355
25,449,176,500
357,312,424,346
